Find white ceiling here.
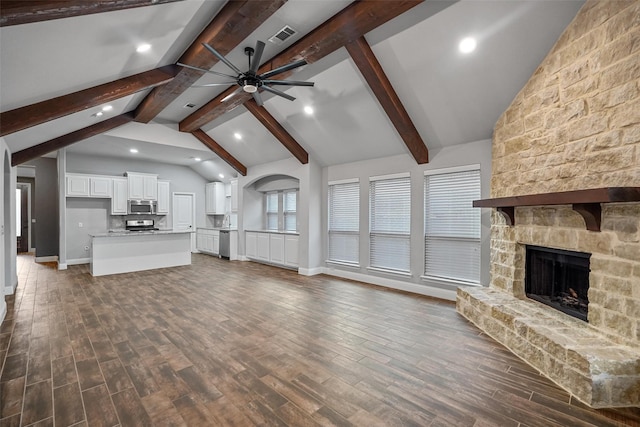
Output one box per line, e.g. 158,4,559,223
0,0,585,182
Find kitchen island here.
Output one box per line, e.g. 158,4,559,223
90,230,192,276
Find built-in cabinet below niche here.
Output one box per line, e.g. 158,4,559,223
245,231,298,269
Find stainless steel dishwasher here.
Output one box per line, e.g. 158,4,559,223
219,229,230,259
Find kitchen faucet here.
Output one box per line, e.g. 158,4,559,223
222,213,230,228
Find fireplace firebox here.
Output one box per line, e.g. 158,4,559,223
525,245,590,322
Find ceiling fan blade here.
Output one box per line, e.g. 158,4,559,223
202,42,243,75
262,79,314,87
221,87,244,102
191,82,237,87
176,62,237,79
249,41,265,74
260,59,307,79
252,91,264,106
262,85,296,102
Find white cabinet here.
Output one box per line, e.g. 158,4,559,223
66,174,112,198
127,172,157,201
66,175,89,197
196,229,219,255
111,178,128,215
205,182,225,215
230,179,238,212
246,232,257,259
284,235,299,267
245,231,298,269
256,233,270,262
157,180,170,215
90,177,112,197
269,234,285,265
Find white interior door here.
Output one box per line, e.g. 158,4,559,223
173,192,195,252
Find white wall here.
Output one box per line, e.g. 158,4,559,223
1,137,17,324
322,139,493,301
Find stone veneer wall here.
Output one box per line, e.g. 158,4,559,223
489,0,640,340
457,0,640,408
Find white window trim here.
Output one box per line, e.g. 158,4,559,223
424,163,480,176
370,172,410,182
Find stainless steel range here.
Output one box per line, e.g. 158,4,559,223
125,219,159,232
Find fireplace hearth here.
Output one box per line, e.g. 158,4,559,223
525,245,590,322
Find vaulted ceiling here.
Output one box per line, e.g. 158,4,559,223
0,0,585,181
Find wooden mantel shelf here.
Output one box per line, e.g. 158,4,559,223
473,187,640,232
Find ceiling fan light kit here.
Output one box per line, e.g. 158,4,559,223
178,40,314,106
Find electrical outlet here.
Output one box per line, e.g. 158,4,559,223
78,222,83,228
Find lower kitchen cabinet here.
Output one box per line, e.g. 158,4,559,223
245,231,299,269
196,228,219,255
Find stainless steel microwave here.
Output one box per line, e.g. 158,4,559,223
127,200,157,215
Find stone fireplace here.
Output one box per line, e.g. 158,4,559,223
456,0,640,409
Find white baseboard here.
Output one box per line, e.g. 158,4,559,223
30,247,36,252
0,301,6,325
298,267,324,276
58,263,68,270
67,258,90,266
35,256,58,263
322,267,457,302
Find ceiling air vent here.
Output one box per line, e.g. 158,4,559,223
183,103,196,109
268,25,297,45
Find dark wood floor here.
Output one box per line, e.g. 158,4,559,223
1,254,639,427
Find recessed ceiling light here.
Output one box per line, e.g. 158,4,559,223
234,133,242,140
304,106,314,115
102,105,113,112
194,157,201,161
219,174,224,179
94,111,103,117
459,37,477,54
130,148,138,153
136,43,151,53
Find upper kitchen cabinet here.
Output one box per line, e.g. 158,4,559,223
111,178,128,215
230,179,238,213
66,174,112,198
206,182,225,215
157,180,170,215
127,172,157,201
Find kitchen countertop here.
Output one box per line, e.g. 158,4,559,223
196,227,238,231
90,229,193,237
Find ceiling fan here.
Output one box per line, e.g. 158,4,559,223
178,40,314,106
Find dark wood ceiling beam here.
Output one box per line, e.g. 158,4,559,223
191,129,247,176
133,0,287,123
346,36,429,164
11,112,135,166
244,100,308,164
0,0,183,27
0,66,178,137
179,0,424,132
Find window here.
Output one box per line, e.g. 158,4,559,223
328,180,359,265
264,190,297,231
369,174,411,273
265,192,278,230
424,166,481,284
283,190,297,232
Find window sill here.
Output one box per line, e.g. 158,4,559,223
326,260,360,269
367,267,412,278
420,275,482,288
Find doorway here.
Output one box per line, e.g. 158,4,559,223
172,192,196,252
16,182,31,253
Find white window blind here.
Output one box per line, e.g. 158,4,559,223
424,168,481,284
284,190,297,232
328,180,359,265
370,174,411,272
265,192,278,230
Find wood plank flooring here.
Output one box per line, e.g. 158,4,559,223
1,253,639,427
